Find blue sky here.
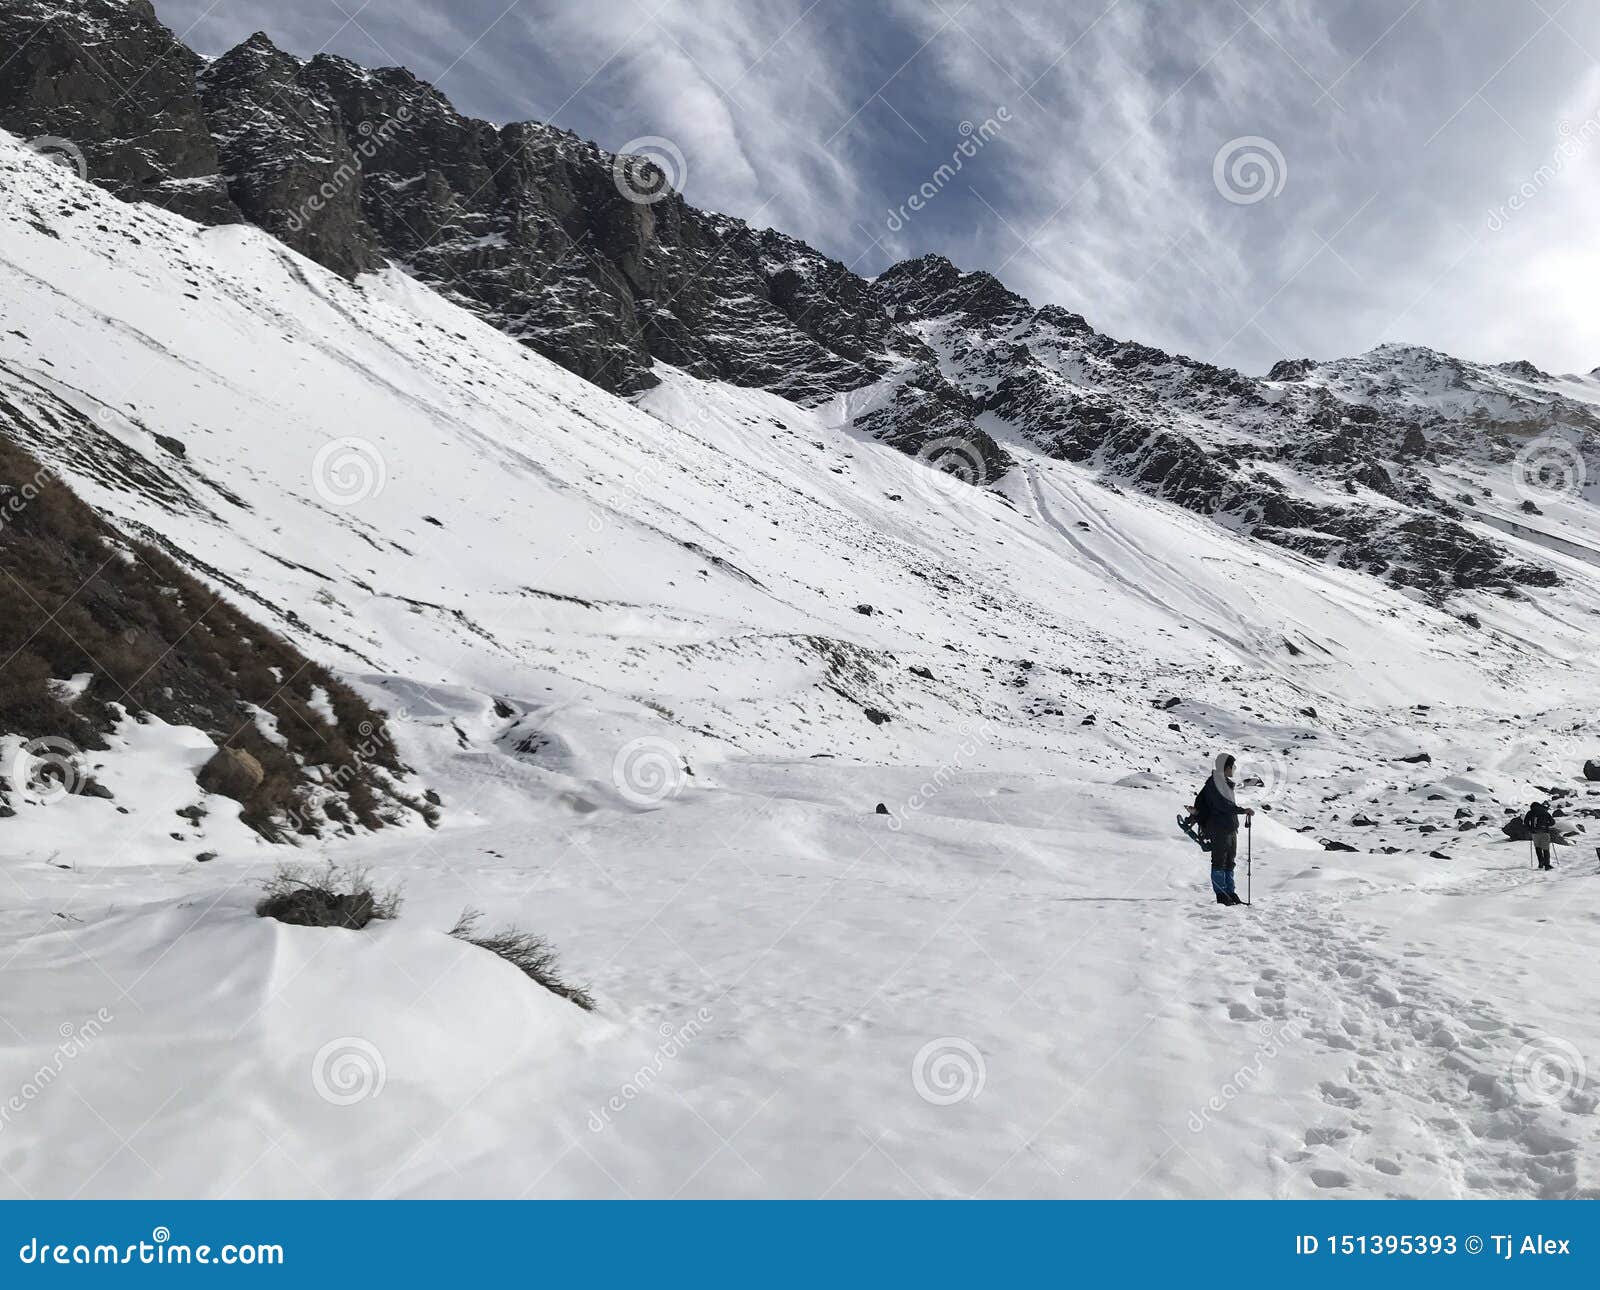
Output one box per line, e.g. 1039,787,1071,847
158,0,1600,376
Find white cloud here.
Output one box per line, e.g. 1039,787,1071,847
147,0,1600,373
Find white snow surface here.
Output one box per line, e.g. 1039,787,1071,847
0,134,1598,1199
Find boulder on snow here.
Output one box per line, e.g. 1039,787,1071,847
197,747,264,802
875,803,889,815
1396,752,1432,765
1584,759,1600,782
1322,839,1359,852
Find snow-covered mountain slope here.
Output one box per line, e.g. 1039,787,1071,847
1,132,1598,1199
4,7,1595,607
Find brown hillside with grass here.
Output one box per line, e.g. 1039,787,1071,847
0,428,431,839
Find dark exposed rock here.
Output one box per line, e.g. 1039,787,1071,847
0,0,240,224
198,34,383,277
1584,759,1600,782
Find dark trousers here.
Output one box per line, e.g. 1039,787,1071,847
1210,830,1238,896
1533,831,1552,869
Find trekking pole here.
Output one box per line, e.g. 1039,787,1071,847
1246,816,1253,907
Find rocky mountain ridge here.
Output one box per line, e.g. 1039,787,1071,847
1,1,1595,600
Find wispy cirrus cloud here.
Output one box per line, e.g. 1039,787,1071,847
161,0,1600,375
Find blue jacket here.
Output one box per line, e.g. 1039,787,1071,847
1194,777,1246,836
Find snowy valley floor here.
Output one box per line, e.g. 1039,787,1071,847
0,133,1597,1200
3,743,1598,1200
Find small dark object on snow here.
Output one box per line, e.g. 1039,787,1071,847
1584,759,1600,782
258,886,376,928
1397,752,1432,764
875,802,889,815
1298,706,1318,718
1521,499,1541,515
256,862,400,930
1350,812,1378,826
854,604,874,615
1080,715,1096,726
1322,840,1359,852
909,665,934,680
195,851,217,863
863,708,891,725
80,779,114,800
1429,850,1449,860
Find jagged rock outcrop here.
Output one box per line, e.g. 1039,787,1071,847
0,0,239,224
198,33,382,277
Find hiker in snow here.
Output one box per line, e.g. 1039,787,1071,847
1524,800,1556,870
1192,753,1254,905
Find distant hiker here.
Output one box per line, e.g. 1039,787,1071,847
1192,753,1254,906
1524,800,1556,870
